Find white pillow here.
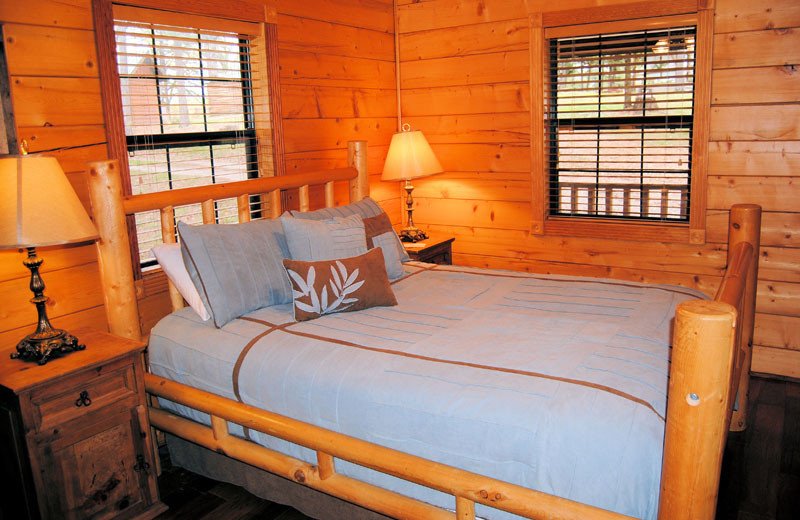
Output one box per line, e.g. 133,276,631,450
151,242,211,321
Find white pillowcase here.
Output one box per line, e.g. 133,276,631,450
151,242,211,321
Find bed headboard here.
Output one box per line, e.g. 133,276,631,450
86,140,370,342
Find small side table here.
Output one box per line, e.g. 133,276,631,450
403,235,455,265
0,328,166,520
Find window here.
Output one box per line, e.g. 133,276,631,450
530,4,713,244
111,7,275,267
548,27,696,221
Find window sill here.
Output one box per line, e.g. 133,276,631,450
542,217,694,243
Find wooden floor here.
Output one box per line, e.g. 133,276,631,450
155,376,800,520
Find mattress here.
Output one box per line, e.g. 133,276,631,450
148,263,707,520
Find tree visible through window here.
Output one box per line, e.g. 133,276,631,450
114,14,268,266
548,26,696,221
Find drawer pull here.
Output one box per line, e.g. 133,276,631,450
75,390,92,407
133,454,150,474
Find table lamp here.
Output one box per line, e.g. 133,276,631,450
381,124,443,242
0,154,99,364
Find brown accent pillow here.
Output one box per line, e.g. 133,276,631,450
283,248,398,322
362,212,394,249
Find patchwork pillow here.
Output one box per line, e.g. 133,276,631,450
151,242,211,321
281,213,367,261
290,196,384,221
283,248,398,322
178,218,292,328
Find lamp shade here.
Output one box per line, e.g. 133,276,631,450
0,155,98,249
381,129,443,182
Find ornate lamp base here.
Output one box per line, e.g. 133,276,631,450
10,247,86,365
399,227,429,243
12,328,85,365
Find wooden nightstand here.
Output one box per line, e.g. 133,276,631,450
0,328,166,520
403,235,455,265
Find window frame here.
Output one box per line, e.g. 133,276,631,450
529,2,713,244
93,0,286,276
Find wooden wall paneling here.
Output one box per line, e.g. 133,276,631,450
282,117,396,153
281,85,396,119
284,145,390,175
422,223,726,275
400,19,528,60
447,252,723,296
10,77,103,127
276,0,394,33
757,280,800,316
755,247,800,283
752,346,800,379
0,0,93,29
409,112,529,144
0,262,105,333
277,14,394,60
0,306,107,346
714,28,800,69
15,125,106,154
0,245,97,282
278,50,396,89
412,173,531,202
412,197,532,231
397,0,528,32
754,313,800,351
48,144,109,173
402,83,530,117
430,143,531,173
707,176,799,212
64,171,92,212
401,50,529,89
710,106,800,141
708,141,800,176
2,24,98,77
714,0,800,33
706,211,800,248
712,66,800,104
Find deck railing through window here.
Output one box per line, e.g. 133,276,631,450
555,182,689,220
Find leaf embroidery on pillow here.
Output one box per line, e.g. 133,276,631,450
287,260,363,316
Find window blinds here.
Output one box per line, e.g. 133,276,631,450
548,26,696,221
114,13,272,265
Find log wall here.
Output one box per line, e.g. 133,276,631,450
396,0,800,379
0,0,399,340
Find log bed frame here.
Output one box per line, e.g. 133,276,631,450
86,140,762,520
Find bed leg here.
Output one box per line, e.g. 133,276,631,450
727,204,761,432
659,300,737,520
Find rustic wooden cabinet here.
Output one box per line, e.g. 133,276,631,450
0,328,166,520
404,235,455,265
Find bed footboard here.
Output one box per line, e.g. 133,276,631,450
658,204,761,520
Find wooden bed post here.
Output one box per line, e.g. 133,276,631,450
727,204,761,431
658,300,737,520
87,159,142,341
348,140,369,201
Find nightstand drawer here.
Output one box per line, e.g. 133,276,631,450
30,359,138,433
